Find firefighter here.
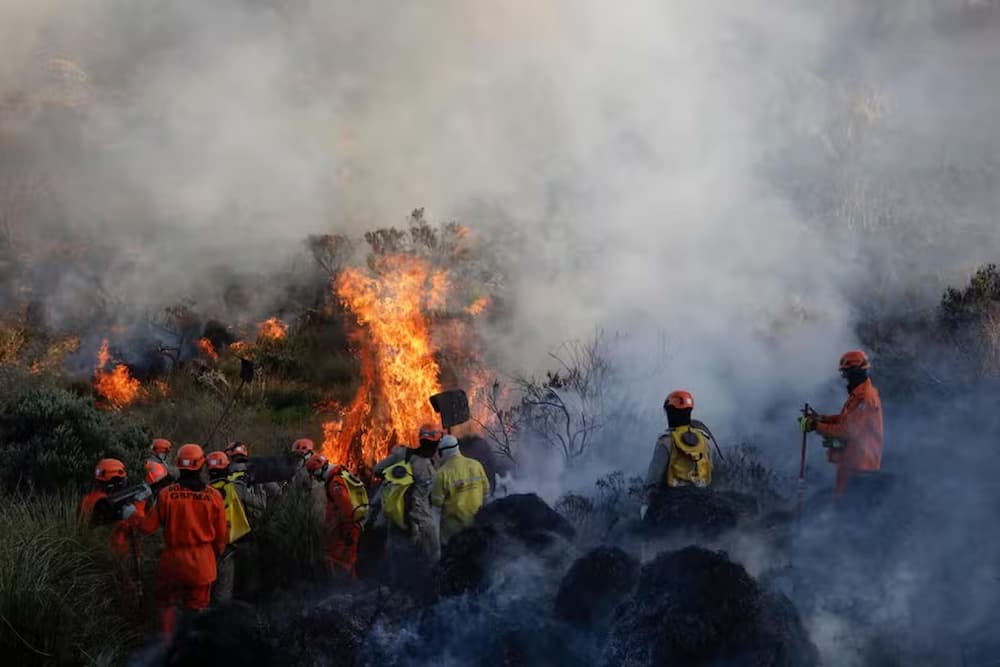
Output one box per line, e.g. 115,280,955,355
226,440,276,519
139,443,227,636
113,461,172,612
799,350,884,498
79,458,128,523
431,435,489,544
641,390,718,520
305,454,369,578
374,424,442,562
207,451,251,602
148,438,178,482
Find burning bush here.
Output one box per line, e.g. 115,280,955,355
0,374,148,494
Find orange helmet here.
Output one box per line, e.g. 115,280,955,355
664,390,694,411
95,458,127,483
291,438,315,455
176,444,206,471
225,441,249,459
305,454,329,478
151,438,172,456
839,350,871,372
144,461,170,485
418,423,443,442
206,451,230,471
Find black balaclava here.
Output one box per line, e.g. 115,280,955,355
666,406,693,429
844,368,869,393
179,468,206,491
208,468,229,483
414,438,440,459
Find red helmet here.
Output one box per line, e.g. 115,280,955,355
176,444,206,471
839,350,871,372
225,441,249,459
151,438,172,456
291,438,315,455
305,454,329,478
95,458,127,483
144,461,170,485
206,451,230,471
664,390,694,411
417,423,443,442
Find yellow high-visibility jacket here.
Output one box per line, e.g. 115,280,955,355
431,452,490,543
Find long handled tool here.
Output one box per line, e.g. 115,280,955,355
128,529,145,613
796,402,811,517
205,358,255,448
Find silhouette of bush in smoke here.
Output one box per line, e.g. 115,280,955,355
435,493,575,597
0,374,148,493
641,486,760,539
602,546,819,667
555,546,638,630
712,442,788,510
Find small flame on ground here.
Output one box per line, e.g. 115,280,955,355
197,338,219,361
94,339,141,410
258,317,288,341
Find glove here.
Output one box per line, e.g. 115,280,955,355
797,416,816,433
121,503,137,520
639,504,648,521
821,437,843,450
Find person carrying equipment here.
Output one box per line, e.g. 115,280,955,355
798,350,884,498
374,423,442,562
641,390,718,519
431,435,489,544
139,443,227,636
305,454,369,577
206,451,251,602
80,458,129,523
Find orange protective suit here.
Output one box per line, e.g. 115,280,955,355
140,482,226,634
323,475,361,577
79,489,107,523
816,378,884,496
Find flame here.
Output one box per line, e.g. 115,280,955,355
465,296,490,316
94,339,141,410
322,255,445,466
258,317,288,341
197,338,219,361
229,340,251,355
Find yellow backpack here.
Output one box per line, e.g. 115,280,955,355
381,461,414,530
665,425,713,488
335,468,370,525
211,478,252,544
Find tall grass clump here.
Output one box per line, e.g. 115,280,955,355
253,484,327,598
0,496,140,665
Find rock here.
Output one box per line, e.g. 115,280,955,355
554,547,639,629
435,494,575,597
601,546,819,667
642,486,759,538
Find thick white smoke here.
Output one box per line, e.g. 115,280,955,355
1,1,998,463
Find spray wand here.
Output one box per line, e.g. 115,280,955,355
796,402,811,517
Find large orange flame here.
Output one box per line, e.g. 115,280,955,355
94,339,141,410
322,255,446,466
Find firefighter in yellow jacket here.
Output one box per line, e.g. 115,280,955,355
641,390,716,519
431,435,490,544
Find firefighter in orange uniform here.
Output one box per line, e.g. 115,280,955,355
80,458,128,522
139,443,227,635
305,454,366,578
800,350,884,497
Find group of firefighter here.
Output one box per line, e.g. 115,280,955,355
78,349,882,640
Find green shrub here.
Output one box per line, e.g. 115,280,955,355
0,496,140,666
939,263,1000,332
0,379,149,494
252,484,327,598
